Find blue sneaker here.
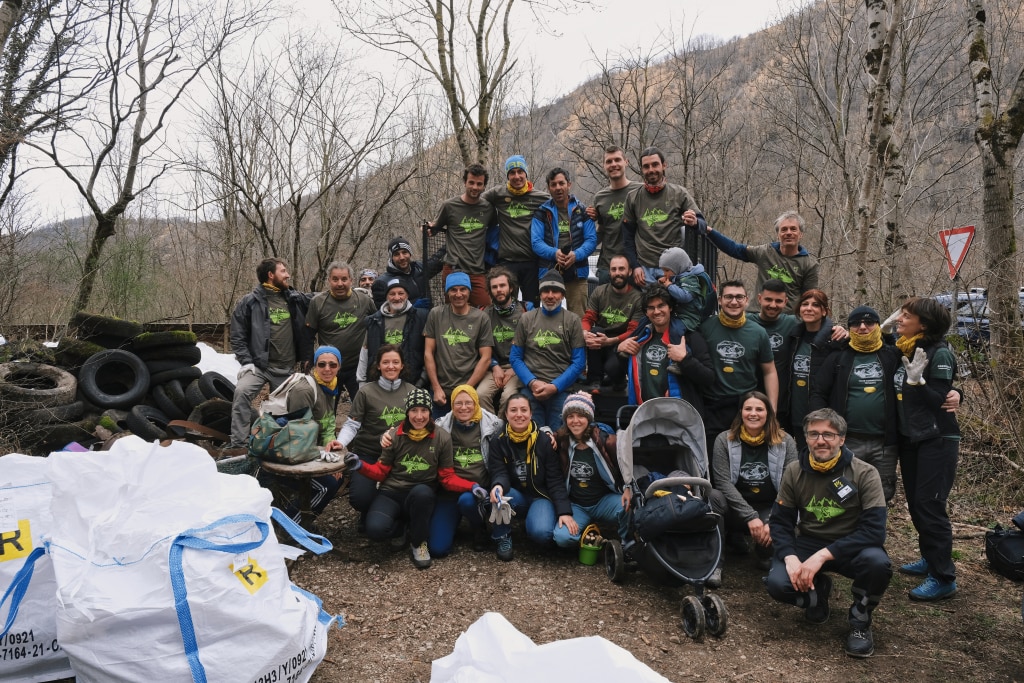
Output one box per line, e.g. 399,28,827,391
909,575,958,601
899,557,930,576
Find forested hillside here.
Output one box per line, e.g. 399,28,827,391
2,0,1022,327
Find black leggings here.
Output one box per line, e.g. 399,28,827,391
365,484,437,545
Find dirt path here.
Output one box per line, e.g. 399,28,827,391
293,494,1024,683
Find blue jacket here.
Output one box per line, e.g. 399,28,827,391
530,195,597,280
625,318,715,410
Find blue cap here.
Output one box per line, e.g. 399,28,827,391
505,155,528,176
314,345,342,365
445,272,472,292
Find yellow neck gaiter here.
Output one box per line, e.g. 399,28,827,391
896,333,923,357
809,451,842,473
507,180,534,196
406,428,429,442
262,283,281,293
719,310,746,328
849,327,883,353
314,373,338,393
739,426,766,446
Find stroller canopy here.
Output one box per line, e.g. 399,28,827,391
616,397,709,485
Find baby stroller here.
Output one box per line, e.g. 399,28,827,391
605,397,727,639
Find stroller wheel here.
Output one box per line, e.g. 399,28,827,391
604,540,625,583
680,595,706,639
702,594,728,637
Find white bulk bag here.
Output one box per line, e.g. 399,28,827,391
431,612,669,683
0,453,74,683
44,437,340,683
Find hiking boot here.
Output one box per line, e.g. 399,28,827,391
898,557,930,576
845,626,874,658
707,567,722,588
805,573,832,624
496,534,514,562
756,556,772,572
410,542,432,569
909,575,958,601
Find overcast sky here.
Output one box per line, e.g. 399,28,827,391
29,0,804,221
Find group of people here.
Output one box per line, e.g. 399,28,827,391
227,146,964,660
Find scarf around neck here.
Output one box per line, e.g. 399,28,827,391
809,451,841,473
739,426,766,446
507,180,534,196
849,327,883,353
718,309,746,328
896,333,923,357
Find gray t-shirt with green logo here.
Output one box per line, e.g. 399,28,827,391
483,185,550,262
450,422,489,486
433,195,497,274
592,181,641,270
306,290,376,372
486,303,527,367
346,380,414,458
586,283,643,338
424,305,493,391
265,289,296,370
623,183,701,268
513,308,585,384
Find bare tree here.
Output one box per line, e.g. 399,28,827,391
27,0,271,319
854,0,902,299
337,0,578,169
0,0,102,210
194,38,416,292
967,0,1023,361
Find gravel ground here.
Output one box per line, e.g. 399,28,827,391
292,490,1024,683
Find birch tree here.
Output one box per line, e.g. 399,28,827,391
966,0,1024,361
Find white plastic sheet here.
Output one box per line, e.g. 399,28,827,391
431,612,670,683
44,437,338,683
0,454,75,683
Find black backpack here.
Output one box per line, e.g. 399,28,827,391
985,510,1024,581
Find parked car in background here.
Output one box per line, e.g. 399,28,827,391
953,294,1024,345
934,287,987,310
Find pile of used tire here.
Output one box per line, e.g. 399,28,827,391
1,313,236,455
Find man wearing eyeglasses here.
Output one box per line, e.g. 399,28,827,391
699,280,778,460
766,408,891,659
306,261,377,401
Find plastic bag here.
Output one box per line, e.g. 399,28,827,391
431,612,669,682
0,454,75,683
43,437,341,683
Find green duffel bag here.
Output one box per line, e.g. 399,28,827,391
248,408,321,465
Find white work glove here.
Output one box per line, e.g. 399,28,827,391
880,309,901,335
488,496,515,525
319,449,341,463
902,348,928,385
237,363,255,379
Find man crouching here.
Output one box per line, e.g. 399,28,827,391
765,408,891,658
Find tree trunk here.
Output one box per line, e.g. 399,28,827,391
968,0,1024,364
0,0,20,52
855,0,900,301
72,215,117,315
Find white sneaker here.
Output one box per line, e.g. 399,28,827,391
410,542,431,569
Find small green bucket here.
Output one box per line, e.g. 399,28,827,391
578,523,602,565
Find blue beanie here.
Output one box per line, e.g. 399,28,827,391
505,155,528,176
445,271,472,292
314,345,342,365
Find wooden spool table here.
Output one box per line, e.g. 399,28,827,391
258,458,346,529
